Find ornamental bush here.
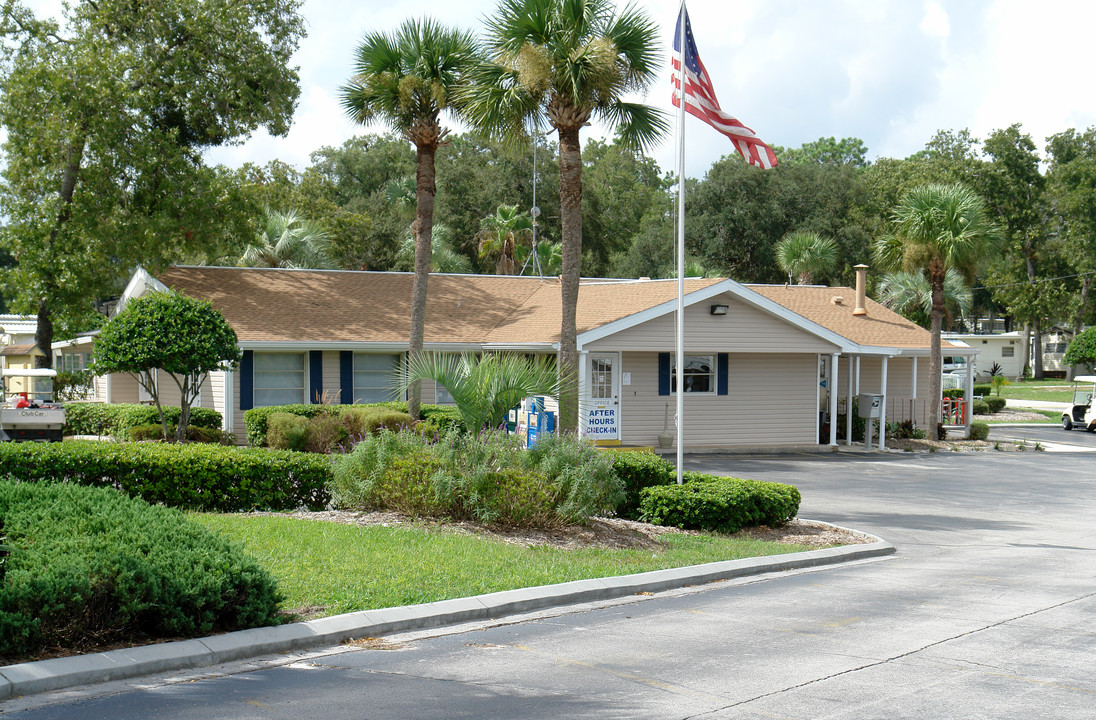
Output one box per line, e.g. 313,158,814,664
244,402,458,447
0,478,282,659
985,396,1006,413
638,474,801,533
0,441,330,511
972,400,990,415
969,421,990,441
65,402,222,437
128,424,234,444
609,450,675,519
332,429,622,526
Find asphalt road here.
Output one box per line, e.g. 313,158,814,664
989,422,1096,451
7,450,1096,719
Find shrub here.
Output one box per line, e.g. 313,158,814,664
969,421,990,441
332,429,622,526
972,400,990,415
942,388,966,400
0,441,330,511
523,432,623,522
367,452,447,516
266,412,311,451
985,396,1006,413
887,419,920,439
129,424,234,445
974,383,992,397
0,478,281,658
65,403,222,437
639,474,801,533
609,450,675,519
244,402,446,447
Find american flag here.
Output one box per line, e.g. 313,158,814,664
672,5,778,169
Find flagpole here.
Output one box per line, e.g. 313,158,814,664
675,1,687,485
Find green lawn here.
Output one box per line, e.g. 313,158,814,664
193,514,821,618
992,379,1083,404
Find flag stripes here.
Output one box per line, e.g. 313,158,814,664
672,7,777,169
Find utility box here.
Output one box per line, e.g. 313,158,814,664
858,393,884,419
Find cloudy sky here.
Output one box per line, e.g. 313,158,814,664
27,0,1096,178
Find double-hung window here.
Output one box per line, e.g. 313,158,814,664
353,354,400,403
253,352,306,406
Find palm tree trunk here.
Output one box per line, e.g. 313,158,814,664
557,125,583,432
407,142,437,422
929,265,945,441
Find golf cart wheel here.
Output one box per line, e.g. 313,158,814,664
1063,415,1073,431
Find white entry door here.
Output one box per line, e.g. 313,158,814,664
585,352,620,443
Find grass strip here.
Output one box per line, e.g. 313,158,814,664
192,514,820,617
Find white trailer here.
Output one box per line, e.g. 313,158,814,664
0,368,66,442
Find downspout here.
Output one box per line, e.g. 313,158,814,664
964,354,973,438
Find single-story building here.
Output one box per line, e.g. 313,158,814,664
943,331,1022,379
59,265,976,449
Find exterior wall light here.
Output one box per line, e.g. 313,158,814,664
710,304,728,316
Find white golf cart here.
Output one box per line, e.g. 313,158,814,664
1061,375,1096,432
0,368,66,442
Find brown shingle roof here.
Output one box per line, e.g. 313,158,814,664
0,343,42,356
747,285,959,350
155,267,946,352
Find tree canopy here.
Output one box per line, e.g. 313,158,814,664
0,0,305,364
93,292,241,441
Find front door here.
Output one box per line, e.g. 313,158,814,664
585,352,620,444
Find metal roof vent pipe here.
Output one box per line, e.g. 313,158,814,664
853,264,868,316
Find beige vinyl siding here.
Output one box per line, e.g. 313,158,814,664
210,370,227,428
618,352,819,447
109,373,142,404
322,351,342,403
93,375,109,403
231,367,246,442
584,296,840,354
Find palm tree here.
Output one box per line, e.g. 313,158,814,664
878,269,973,330
238,209,334,269
341,19,478,421
466,0,667,431
395,223,471,274
400,352,567,433
477,204,534,275
776,231,838,285
874,183,1000,439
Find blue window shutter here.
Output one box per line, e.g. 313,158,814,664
717,353,729,395
658,353,670,396
240,350,254,411
340,351,354,405
309,351,323,404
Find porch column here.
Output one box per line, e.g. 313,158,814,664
911,356,918,427
578,349,588,438
880,355,889,448
846,354,855,446
964,355,974,437
816,355,823,444
829,353,839,446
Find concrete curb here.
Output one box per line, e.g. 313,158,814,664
0,522,894,701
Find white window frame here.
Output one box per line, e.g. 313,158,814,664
671,354,716,395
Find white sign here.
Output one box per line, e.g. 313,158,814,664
585,405,619,440
622,372,631,386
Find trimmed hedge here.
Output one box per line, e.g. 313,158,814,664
985,396,1006,413
609,450,675,519
244,402,460,447
65,402,222,436
972,400,990,415
0,441,330,511
128,424,235,444
639,473,801,533
0,478,282,658
969,421,990,441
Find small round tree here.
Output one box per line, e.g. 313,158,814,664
93,292,241,442
1064,327,1096,373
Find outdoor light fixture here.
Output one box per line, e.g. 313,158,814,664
710,304,728,316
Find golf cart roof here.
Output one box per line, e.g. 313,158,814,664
0,368,57,378
1074,376,1096,383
